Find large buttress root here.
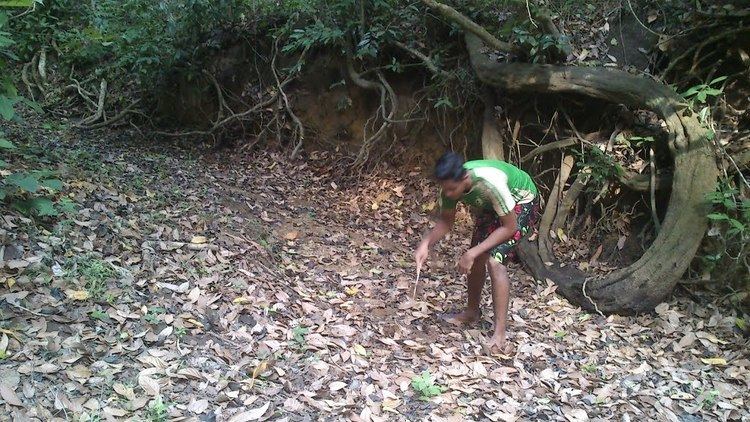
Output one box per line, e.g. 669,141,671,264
463,33,717,314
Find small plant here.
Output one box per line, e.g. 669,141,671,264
62,255,119,300
147,397,168,422
89,309,109,321
576,146,624,192
144,307,166,325
410,370,443,400
682,76,727,108
699,388,720,408
512,26,568,64
174,327,187,338
581,363,597,374
291,325,308,349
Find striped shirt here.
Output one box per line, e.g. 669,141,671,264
439,160,538,216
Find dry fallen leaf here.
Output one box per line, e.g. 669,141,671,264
0,385,23,407
65,290,90,301
187,398,209,414
138,374,160,396
700,357,727,366
329,381,347,392
228,402,270,422
191,235,208,244
187,286,201,303
113,383,136,401
34,363,59,374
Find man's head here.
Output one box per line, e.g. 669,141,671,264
435,152,470,200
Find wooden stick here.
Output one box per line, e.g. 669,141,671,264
411,266,421,300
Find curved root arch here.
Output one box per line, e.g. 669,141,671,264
464,34,717,314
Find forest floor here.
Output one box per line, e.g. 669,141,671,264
1,121,748,422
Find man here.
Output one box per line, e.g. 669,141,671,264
414,152,540,353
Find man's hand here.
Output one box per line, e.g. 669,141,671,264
457,249,477,275
414,242,429,271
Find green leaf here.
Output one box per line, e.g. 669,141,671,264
0,95,16,120
709,76,728,85
728,218,745,231
0,158,7,168
0,188,5,200
40,178,63,191
707,213,729,221
6,172,39,192
57,197,77,215
0,138,15,149
0,0,36,7
30,197,57,216
682,85,703,98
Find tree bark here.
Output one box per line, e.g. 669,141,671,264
480,88,504,160
462,33,717,314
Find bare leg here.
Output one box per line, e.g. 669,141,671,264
486,257,510,352
444,253,488,326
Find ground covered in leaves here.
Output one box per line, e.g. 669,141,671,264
1,123,749,422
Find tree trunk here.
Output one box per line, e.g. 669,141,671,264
464,33,718,314
481,88,504,161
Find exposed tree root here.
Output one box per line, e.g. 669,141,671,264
271,40,305,158
346,51,398,171
75,79,107,127
79,99,142,130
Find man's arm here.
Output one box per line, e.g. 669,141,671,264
420,209,456,248
415,209,456,267
469,211,517,256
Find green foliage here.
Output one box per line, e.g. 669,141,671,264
512,26,567,63
0,1,37,6
0,143,73,217
621,136,655,148
0,10,20,120
698,180,749,299
682,76,726,108
11,0,250,88
291,324,308,349
147,397,168,422
576,146,624,191
63,255,120,300
1,8,73,219
410,370,443,400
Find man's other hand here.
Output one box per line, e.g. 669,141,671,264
457,249,477,274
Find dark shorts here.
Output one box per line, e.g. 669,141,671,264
470,197,541,264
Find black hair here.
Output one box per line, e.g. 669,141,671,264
434,152,466,181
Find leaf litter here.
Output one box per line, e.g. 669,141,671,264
0,125,748,421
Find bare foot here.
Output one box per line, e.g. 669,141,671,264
441,311,481,326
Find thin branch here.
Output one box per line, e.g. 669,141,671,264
521,137,578,162
392,40,452,78
420,0,514,53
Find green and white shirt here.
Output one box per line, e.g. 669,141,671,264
439,160,538,216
